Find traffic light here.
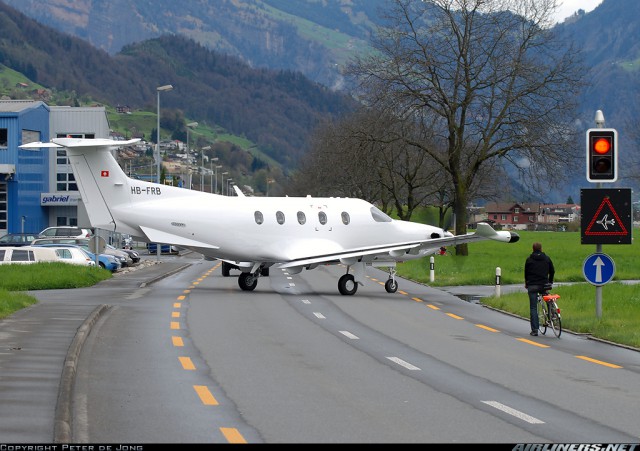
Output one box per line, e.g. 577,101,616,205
586,128,617,182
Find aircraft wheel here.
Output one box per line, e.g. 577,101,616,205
238,272,258,291
385,279,398,293
221,261,231,277
338,274,357,295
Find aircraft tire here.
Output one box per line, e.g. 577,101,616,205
338,274,357,295
221,262,231,277
238,272,258,291
385,279,398,293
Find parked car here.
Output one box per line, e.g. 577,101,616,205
38,226,92,239
31,242,121,272
0,246,59,264
119,246,140,264
105,244,134,267
0,233,38,247
50,246,96,267
147,243,180,254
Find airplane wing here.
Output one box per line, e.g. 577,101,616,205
277,222,518,269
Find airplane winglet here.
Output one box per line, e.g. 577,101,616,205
233,185,246,197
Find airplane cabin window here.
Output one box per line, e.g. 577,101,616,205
276,211,285,225
318,211,327,225
341,212,350,225
370,206,392,223
254,211,264,225
297,211,306,225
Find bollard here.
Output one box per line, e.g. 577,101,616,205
430,255,435,283
495,267,501,298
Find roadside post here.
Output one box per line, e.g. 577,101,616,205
495,267,501,298
429,256,435,282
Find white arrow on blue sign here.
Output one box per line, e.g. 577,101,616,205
582,253,616,286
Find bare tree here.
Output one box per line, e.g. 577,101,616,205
346,0,584,254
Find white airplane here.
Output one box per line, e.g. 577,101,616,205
21,138,520,295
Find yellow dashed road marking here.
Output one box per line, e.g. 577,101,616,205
576,355,623,368
172,336,184,347
446,313,464,320
179,356,196,370
170,321,180,330
220,427,247,444
172,311,180,318
194,385,219,405
517,338,549,348
476,324,499,332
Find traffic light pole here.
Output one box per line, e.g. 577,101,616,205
594,110,604,319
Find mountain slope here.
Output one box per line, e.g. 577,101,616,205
0,1,357,170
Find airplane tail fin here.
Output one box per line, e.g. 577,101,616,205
22,138,159,234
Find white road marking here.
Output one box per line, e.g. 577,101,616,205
339,330,360,339
313,312,326,319
481,401,545,424
386,356,421,371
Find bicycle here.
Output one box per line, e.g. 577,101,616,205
537,283,562,338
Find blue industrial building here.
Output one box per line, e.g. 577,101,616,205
0,100,50,234
0,100,110,236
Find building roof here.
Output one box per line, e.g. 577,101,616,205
0,100,47,113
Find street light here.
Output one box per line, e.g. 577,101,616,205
201,144,210,192
156,84,173,261
208,154,218,193
214,165,222,194
156,85,173,185
227,178,233,196
185,121,198,187
221,171,228,195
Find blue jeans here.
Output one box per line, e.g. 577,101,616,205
528,285,543,331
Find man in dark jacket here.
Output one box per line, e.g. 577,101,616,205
524,242,555,336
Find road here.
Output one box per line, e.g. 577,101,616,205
1,252,639,443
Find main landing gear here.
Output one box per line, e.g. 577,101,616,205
236,265,270,291
337,264,398,295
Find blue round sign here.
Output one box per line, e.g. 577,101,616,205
582,253,615,286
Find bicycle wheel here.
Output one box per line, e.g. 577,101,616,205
537,299,547,335
549,302,562,338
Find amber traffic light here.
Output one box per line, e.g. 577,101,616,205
586,128,617,182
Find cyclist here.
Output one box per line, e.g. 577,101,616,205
524,242,555,336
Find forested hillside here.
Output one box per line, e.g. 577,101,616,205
0,2,357,171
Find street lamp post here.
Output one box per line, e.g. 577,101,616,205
221,171,228,195
156,85,173,185
185,121,198,188
201,145,211,192
214,165,222,194
156,84,173,260
227,178,233,196
208,156,218,193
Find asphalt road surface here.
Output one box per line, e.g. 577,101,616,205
1,252,639,444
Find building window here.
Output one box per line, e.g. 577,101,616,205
0,128,7,147
501,214,507,221
514,208,520,213
514,216,519,222
56,173,77,191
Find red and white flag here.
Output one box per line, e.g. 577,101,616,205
101,170,109,177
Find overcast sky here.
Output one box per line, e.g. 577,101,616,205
553,0,603,23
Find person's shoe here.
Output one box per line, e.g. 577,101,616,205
530,331,538,336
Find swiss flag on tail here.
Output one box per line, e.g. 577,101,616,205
101,170,109,177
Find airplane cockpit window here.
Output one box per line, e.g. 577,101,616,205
370,206,392,223
276,211,285,225
341,212,350,225
254,211,264,225
318,211,327,225
297,211,306,225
